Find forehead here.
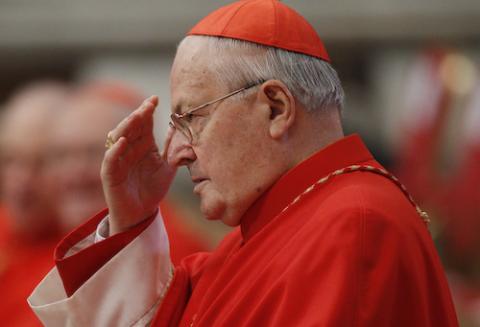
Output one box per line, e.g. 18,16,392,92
170,40,223,114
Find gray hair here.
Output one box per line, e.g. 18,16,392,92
179,35,345,112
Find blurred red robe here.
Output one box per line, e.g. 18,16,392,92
0,206,56,327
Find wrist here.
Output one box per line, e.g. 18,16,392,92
108,209,159,236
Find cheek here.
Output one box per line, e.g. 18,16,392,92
200,107,270,175
202,131,265,192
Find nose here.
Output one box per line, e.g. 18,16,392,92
167,127,197,167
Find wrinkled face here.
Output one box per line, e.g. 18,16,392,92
168,40,284,226
46,97,130,230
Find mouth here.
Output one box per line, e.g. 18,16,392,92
192,176,208,184
192,177,209,194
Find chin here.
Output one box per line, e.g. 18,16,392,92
199,191,240,225
207,204,243,227
200,197,225,221
198,187,245,226
220,212,242,227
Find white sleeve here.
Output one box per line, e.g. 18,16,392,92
94,217,110,243
28,211,173,327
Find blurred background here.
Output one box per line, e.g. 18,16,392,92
0,0,479,325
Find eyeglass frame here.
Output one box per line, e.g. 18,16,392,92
170,79,266,144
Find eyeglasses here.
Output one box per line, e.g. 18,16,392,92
170,80,265,144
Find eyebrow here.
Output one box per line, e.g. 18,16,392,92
172,98,201,115
172,99,190,115
172,103,183,115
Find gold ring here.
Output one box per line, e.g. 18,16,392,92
105,133,115,149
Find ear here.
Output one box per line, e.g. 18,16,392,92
258,80,296,139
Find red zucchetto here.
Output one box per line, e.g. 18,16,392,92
187,0,330,62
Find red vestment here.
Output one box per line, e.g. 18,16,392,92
0,206,57,327
160,202,209,265
32,135,458,326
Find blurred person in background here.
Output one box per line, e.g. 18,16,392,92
394,49,452,213
46,81,208,264
442,79,480,327
46,82,137,230
0,81,68,326
394,49,480,326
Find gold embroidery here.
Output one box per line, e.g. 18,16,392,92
280,165,430,227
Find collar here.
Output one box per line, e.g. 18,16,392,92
240,134,374,243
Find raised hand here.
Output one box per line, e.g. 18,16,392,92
101,96,176,235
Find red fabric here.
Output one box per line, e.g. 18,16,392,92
443,146,480,262
394,49,451,208
156,135,458,326
54,203,208,296
188,0,330,61
440,83,480,267
55,208,155,297
153,254,211,327
160,203,209,265
0,206,10,251
0,207,58,327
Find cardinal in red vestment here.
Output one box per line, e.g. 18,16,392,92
29,1,459,326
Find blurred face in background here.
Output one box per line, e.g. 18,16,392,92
47,94,131,231
0,83,66,238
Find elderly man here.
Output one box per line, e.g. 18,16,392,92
30,1,458,326
0,81,67,326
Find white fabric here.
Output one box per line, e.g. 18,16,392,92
28,212,173,327
65,232,97,259
64,216,115,260
94,217,110,243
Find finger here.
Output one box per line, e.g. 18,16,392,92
124,99,159,155
115,98,155,140
160,124,176,160
113,104,159,167
109,96,158,143
127,100,157,142
119,132,158,168
147,95,159,107
102,136,129,186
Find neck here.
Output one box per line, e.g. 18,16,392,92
286,107,344,169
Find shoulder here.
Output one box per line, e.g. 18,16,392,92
310,169,425,229
294,170,431,256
